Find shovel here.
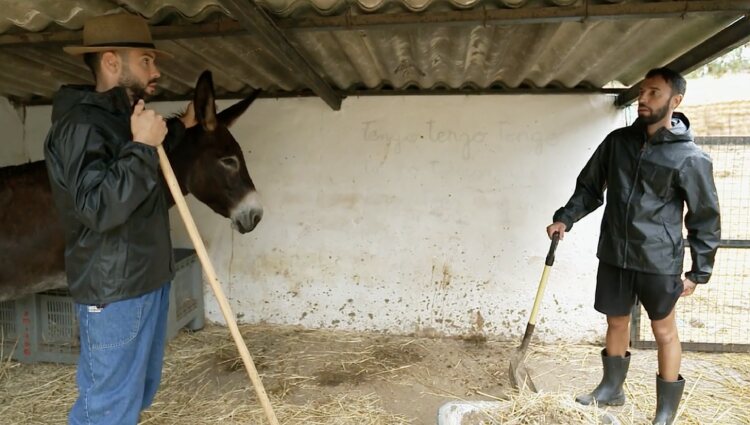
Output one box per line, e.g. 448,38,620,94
508,232,560,392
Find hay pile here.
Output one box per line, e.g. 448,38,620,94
177,324,428,393
2,324,749,424
0,325,422,424
457,392,610,424
518,343,750,425
140,391,410,425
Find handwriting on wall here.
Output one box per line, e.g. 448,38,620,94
362,120,545,161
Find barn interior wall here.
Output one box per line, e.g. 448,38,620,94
8,94,626,343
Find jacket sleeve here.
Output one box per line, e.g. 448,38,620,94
552,137,610,231
678,154,721,284
60,122,161,233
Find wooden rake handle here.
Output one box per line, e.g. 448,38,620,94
157,145,280,425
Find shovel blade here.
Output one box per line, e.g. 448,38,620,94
508,349,537,392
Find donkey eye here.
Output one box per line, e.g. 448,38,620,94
219,156,240,172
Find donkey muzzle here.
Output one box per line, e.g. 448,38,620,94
230,191,263,234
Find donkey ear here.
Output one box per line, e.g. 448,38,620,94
217,90,260,128
194,70,217,131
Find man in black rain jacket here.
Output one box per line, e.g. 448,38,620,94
546,68,720,425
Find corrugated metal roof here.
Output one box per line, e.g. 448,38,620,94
0,0,748,106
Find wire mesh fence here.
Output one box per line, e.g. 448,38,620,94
632,136,750,352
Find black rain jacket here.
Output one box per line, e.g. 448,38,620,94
44,85,185,304
553,113,720,283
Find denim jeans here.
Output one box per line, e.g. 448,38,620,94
69,283,171,425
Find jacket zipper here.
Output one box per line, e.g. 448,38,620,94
662,219,677,259
623,135,647,269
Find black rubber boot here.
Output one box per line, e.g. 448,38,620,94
575,349,630,406
652,374,685,425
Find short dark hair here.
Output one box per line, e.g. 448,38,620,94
82,52,102,80
645,67,686,96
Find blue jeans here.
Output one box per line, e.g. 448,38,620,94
70,283,171,425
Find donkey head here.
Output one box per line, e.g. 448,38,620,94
173,71,263,234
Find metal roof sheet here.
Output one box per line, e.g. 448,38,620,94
0,0,748,106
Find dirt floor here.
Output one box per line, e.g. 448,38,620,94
1,323,749,424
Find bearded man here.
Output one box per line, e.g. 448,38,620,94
545,68,720,425
44,13,195,424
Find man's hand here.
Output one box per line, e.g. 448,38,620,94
681,278,697,297
131,99,167,147
546,222,567,240
180,101,197,129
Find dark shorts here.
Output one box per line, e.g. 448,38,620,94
595,262,683,321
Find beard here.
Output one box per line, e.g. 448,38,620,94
638,102,670,125
119,68,156,102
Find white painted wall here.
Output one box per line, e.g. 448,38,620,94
4,94,626,343
177,94,622,343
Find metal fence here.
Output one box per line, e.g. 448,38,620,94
631,136,750,352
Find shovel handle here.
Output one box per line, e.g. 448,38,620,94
520,232,561,350
546,232,560,266
157,145,280,425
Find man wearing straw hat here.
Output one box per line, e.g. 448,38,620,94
44,12,196,424
546,68,720,425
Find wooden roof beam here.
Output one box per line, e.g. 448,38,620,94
218,0,342,110
616,16,750,107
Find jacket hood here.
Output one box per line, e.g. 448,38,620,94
632,112,693,145
51,85,132,123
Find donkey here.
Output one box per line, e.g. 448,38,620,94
0,71,262,301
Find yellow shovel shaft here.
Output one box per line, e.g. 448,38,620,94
528,265,552,326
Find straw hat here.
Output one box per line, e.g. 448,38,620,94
63,13,173,58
